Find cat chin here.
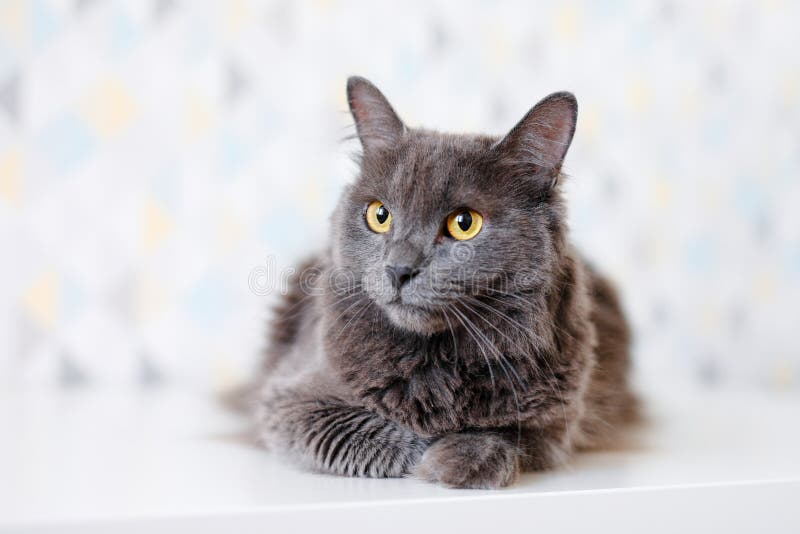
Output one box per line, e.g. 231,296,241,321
382,302,448,335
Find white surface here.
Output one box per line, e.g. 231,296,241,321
1,386,799,533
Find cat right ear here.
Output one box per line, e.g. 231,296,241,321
494,92,578,187
347,76,406,152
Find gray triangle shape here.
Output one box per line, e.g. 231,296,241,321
138,350,164,386
226,61,248,104
75,0,99,14
0,73,19,123
59,350,89,387
154,0,176,22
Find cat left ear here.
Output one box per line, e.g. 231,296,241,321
347,76,406,153
495,92,578,186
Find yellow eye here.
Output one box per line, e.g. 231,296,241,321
446,209,483,241
365,200,392,233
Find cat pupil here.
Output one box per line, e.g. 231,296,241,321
376,205,388,224
456,211,472,231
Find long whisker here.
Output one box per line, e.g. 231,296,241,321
440,307,459,376
480,290,580,351
452,303,522,447
333,299,372,340
449,306,495,392
466,295,572,445
325,294,369,338
459,299,525,387
273,283,364,324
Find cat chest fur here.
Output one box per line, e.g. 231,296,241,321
325,300,591,438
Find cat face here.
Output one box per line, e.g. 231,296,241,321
330,77,577,335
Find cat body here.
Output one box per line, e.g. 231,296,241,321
256,77,636,489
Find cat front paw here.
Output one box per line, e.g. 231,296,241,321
413,432,519,489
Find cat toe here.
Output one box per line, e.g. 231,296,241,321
413,432,519,489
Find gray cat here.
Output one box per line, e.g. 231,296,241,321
255,76,637,489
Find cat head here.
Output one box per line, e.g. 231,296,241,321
330,76,577,335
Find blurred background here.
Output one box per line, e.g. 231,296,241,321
0,0,798,394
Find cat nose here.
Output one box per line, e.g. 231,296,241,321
386,265,419,288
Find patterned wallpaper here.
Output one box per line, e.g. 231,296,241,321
1,0,798,392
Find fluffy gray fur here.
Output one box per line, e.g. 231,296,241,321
255,76,637,489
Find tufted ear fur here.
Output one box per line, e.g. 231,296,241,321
347,76,406,153
494,92,578,187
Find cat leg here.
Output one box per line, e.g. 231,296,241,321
413,432,521,489
257,389,429,478
515,423,578,472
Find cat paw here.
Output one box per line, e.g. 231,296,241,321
413,432,519,489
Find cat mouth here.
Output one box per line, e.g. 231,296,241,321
383,298,447,334
388,292,443,311
386,298,428,314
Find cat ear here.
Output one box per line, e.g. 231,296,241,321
494,92,578,185
347,76,406,152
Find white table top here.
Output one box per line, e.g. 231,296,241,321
2,385,799,533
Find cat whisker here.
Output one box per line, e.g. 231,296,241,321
451,303,522,448
273,282,365,325
440,307,459,376
461,296,571,449
325,294,370,339
479,291,575,347
448,305,496,393
333,299,372,340
458,299,525,387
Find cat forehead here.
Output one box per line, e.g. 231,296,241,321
400,129,497,164
377,131,497,191
354,131,503,222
